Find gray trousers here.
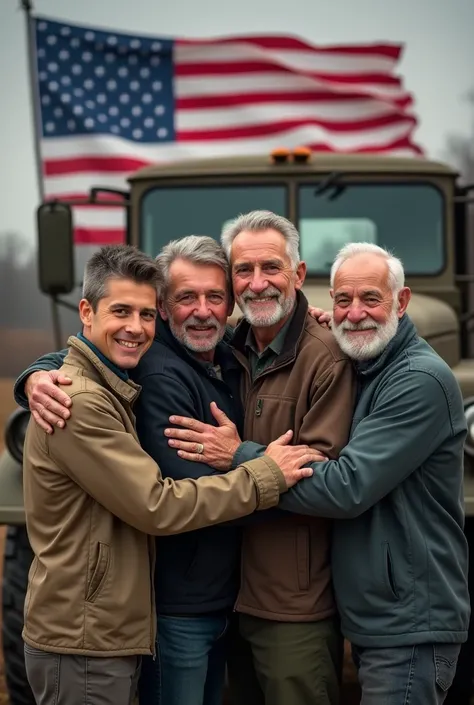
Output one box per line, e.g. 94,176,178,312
24,643,141,705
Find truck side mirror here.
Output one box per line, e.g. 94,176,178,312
37,202,75,295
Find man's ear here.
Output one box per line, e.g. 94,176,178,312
158,298,168,321
79,298,93,327
295,261,307,291
397,287,411,317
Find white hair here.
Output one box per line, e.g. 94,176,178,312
330,242,405,293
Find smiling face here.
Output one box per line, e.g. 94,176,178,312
159,258,231,361
230,228,306,328
79,276,158,369
331,253,411,360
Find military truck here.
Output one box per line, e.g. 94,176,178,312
1,149,474,704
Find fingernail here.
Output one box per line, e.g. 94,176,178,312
164,429,170,436
169,416,176,423
57,421,64,428
177,450,184,457
168,440,176,446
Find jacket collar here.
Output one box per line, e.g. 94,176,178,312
232,291,309,365
354,313,418,378
155,316,240,375
66,336,141,404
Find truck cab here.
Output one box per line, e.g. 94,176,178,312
1,149,473,704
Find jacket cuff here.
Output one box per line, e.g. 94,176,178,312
231,441,265,469
238,456,287,510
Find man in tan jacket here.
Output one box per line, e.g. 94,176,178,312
22,243,320,705
164,212,356,705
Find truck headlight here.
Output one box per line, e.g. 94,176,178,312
5,409,30,465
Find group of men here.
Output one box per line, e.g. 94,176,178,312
15,209,470,705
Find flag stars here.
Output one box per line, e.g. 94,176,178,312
85,31,96,41
95,66,106,77
152,81,162,92
46,35,57,45
45,122,55,132
84,79,95,90
82,52,93,62
72,65,83,75
157,128,167,138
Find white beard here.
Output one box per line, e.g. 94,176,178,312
332,307,399,361
238,285,295,327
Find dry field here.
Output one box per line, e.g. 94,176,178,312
0,378,16,705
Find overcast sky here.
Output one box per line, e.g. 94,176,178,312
0,0,473,247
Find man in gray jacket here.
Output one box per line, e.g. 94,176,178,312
165,241,470,704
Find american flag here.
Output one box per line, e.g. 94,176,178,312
34,16,423,246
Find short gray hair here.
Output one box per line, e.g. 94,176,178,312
155,235,230,296
330,242,405,293
221,210,300,268
82,244,162,311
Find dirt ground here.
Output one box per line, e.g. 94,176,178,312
0,378,15,704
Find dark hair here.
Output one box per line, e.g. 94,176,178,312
82,244,162,311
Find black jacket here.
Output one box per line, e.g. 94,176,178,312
132,318,244,614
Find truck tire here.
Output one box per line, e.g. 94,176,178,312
2,525,35,705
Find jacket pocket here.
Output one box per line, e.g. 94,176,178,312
382,542,399,600
296,526,310,591
86,543,110,603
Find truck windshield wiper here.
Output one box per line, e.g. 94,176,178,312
314,171,347,200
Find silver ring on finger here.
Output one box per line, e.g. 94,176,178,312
196,443,204,454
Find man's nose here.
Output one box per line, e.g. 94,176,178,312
249,269,268,294
346,304,367,324
125,314,144,335
194,296,211,319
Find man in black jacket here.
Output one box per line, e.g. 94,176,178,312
15,236,257,705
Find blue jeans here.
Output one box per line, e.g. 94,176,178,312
352,643,461,705
138,613,230,705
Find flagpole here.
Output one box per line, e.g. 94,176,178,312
20,0,44,200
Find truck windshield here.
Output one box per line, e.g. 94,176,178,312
140,181,445,277
141,184,287,254
298,182,444,275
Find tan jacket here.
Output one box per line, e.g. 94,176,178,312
22,336,286,656
232,294,356,621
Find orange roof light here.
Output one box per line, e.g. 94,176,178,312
292,146,312,163
270,147,291,164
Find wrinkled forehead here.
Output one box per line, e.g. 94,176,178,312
334,254,390,291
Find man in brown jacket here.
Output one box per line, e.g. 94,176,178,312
165,212,356,705
21,243,320,705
